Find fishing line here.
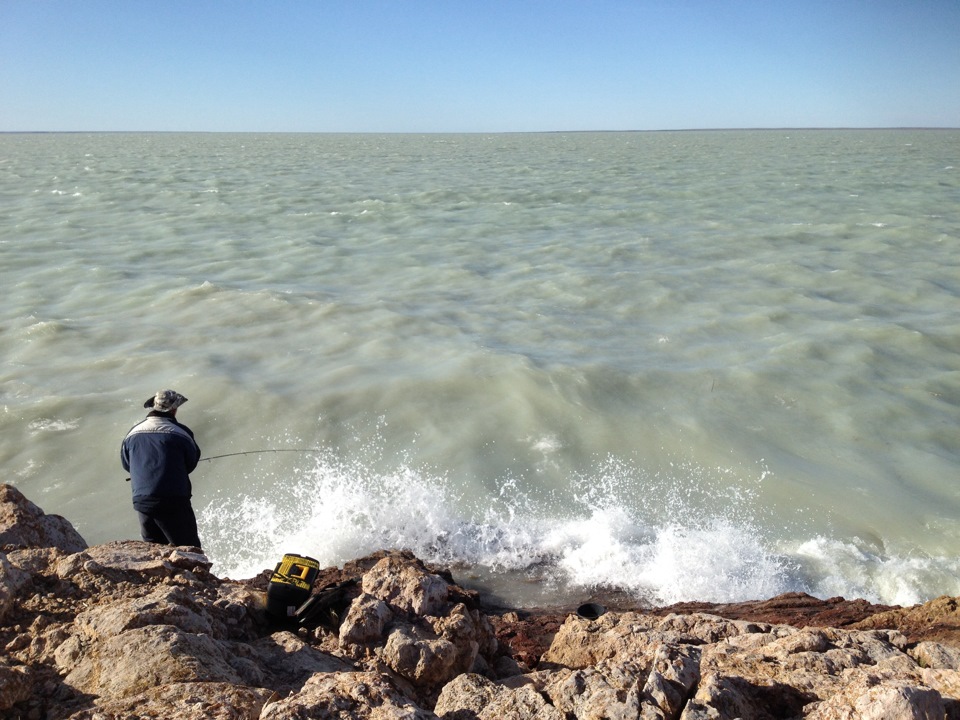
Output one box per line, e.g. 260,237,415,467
199,448,324,462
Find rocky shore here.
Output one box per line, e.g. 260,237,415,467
3,483,960,719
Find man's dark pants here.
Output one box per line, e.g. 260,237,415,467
137,502,202,548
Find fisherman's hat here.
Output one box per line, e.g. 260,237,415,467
144,389,188,412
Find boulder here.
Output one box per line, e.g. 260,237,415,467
259,670,437,720
0,483,87,554
60,624,266,699
361,553,450,616
64,682,274,720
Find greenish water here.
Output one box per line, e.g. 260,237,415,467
2,130,958,606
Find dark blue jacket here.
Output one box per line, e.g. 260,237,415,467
121,412,201,510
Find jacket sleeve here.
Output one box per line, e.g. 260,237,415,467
185,439,201,474
120,440,130,472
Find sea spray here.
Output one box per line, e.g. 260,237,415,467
199,444,798,606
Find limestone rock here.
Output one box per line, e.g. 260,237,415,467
249,630,353,692
339,558,499,691
856,595,960,647
64,682,274,720
339,592,394,646
62,624,266,699
806,674,945,720
0,483,87,554
6,484,960,720
0,657,33,713
362,553,450,616
259,670,436,720
436,673,565,720
0,551,30,623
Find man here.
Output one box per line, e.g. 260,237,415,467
121,389,202,548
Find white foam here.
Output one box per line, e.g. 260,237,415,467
794,537,960,606
201,452,791,604
28,418,80,433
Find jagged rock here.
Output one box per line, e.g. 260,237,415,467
543,662,645,720
0,657,33,713
6,484,960,720
657,592,896,630
0,483,87,554
911,640,960,670
248,631,353,692
805,674,945,720
856,595,960,647
362,553,450,616
55,540,212,588
340,592,394,646
259,670,436,720
64,682,274,719
0,551,30,623
339,558,499,691
436,672,565,720
435,672,501,719
61,624,267,699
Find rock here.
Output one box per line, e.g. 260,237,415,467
5,483,960,720
855,595,960,647
61,624,266,699
259,670,436,720
0,551,31,623
911,640,960,670
435,673,500,719
436,673,565,720
55,540,211,587
339,592,394,646
806,675,945,720
0,657,33,713
248,631,353,692
0,483,87,554
338,558,499,692
64,682,274,720
362,552,450,616
656,591,896,630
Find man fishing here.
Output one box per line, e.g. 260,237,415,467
121,389,203,548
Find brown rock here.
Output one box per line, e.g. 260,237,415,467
6,484,960,720
61,624,266,699
854,595,960,646
0,483,87,554
259,670,436,720
653,592,896,630
362,553,450,616
0,657,33,713
64,682,274,719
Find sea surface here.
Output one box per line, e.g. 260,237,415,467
2,130,958,608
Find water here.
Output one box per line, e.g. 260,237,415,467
2,130,958,608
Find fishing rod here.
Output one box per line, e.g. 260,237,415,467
199,448,324,462
124,448,322,480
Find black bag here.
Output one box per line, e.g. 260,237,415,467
295,578,358,630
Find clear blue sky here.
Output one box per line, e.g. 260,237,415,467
2,0,958,132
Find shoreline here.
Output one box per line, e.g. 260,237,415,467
4,482,960,718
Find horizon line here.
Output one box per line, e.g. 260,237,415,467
2,126,958,135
